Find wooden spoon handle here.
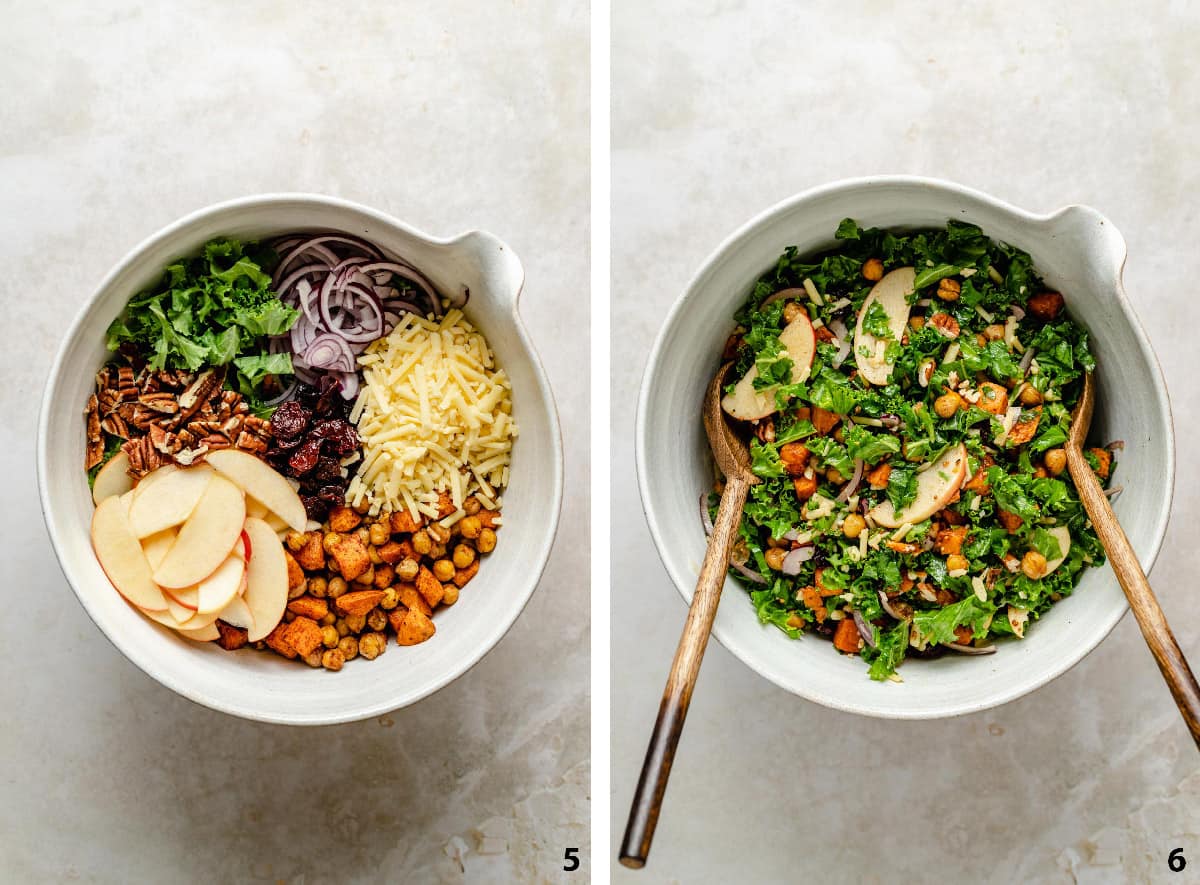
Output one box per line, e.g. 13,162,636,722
619,472,752,869
1068,447,1200,749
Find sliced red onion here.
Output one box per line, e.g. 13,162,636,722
880,414,901,430
759,287,804,309
853,610,877,648
1010,305,1026,321
1019,347,1036,374
305,333,356,373
700,493,715,536
829,318,848,341
261,379,299,408
836,458,865,503
781,545,814,575
914,298,932,308
782,528,802,541
1106,440,1125,451
943,642,997,655
832,338,852,368
730,560,768,585
877,591,906,621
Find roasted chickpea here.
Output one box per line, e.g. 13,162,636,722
909,315,925,330
307,576,327,598
1019,385,1043,406
477,528,497,554
285,531,306,552
442,584,460,605
338,635,359,661
459,515,483,540
380,587,400,610
367,607,388,632
397,558,420,582
427,523,451,545
1022,551,1048,579
321,649,346,671
345,612,367,633
327,576,347,599
785,613,806,629
412,531,432,555
433,559,456,582
764,548,787,571
322,532,340,554
320,612,337,627
336,619,350,637
353,566,375,586
862,258,884,281
1044,448,1067,476
843,514,867,539
354,527,370,546
321,625,340,649
368,546,383,565
303,649,324,668
429,543,447,560
358,632,387,660
369,523,390,547
287,578,307,600
934,393,961,419
782,301,804,324
463,496,482,515
352,497,371,515
826,467,844,485
946,554,969,572
452,544,476,569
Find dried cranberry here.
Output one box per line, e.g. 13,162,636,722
270,401,309,439
288,439,322,475
317,484,345,505
268,434,304,453
301,494,328,521
315,457,342,481
310,418,348,439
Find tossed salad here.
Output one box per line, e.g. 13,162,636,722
711,219,1117,681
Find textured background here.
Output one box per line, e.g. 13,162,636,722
612,1,1199,882
0,2,589,882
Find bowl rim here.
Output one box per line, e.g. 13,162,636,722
635,174,1176,719
37,192,565,725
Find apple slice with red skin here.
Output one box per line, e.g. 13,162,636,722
153,475,245,589
721,313,817,422
91,495,169,612
164,589,198,622
854,266,916,386
92,452,133,505
195,555,246,615
205,449,307,533
869,444,968,528
242,517,290,642
218,595,255,631
128,464,214,539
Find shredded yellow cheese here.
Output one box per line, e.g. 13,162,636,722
346,310,517,519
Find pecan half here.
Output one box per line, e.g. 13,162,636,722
85,395,104,470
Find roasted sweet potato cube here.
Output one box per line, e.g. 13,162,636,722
1088,447,1113,480
377,540,411,565
478,509,501,529
390,509,423,534
977,382,1009,416
811,406,840,434
281,617,323,657
997,508,1024,533
373,564,395,589
284,550,306,593
335,590,385,617
1027,291,1065,321
453,560,480,588
393,608,436,646
935,526,968,556
326,505,362,533
866,462,891,490
779,443,810,476
953,625,974,645
329,535,371,582
833,617,863,654
287,596,329,620
264,623,298,659
396,583,433,617
436,491,456,518
792,476,818,502
216,621,248,651
1005,407,1041,447
294,532,326,571
416,566,445,608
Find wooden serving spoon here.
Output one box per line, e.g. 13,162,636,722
620,363,759,869
1067,372,1200,749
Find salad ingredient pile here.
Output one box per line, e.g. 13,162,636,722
713,219,1115,681
86,233,515,670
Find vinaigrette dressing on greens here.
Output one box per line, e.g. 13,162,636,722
712,219,1114,681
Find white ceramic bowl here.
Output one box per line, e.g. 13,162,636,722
39,194,563,725
637,176,1173,719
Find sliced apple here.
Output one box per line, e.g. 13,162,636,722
133,463,177,496
91,495,168,611
869,444,968,528
92,452,133,504
195,555,245,614
242,517,290,642
141,528,177,571
721,313,817,421
140,606,190,629
218,595,255,631
177,621,220,642
245,496,270,520
1043,526,1072,575
128,465,214,539
854,266,915,386
164,588,198,621
153,474,246,588
206,449,307,532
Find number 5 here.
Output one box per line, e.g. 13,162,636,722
563,847,580,871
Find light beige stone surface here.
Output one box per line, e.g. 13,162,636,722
612,1,1200,882
0,2,589,882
